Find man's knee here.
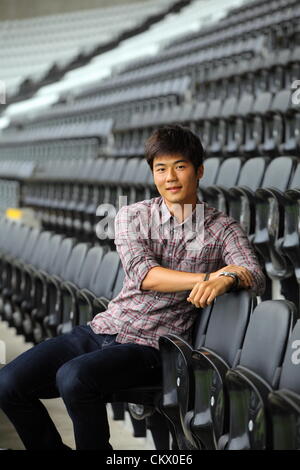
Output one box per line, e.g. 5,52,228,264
56,359,92,403
0,366,19,406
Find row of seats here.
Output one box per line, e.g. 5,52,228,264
1,83,299,161
112,88,300,157
0,218,122,344
157,290,300,450
1,218,299,449
160,0,300,54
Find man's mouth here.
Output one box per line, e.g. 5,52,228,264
166,186,182,193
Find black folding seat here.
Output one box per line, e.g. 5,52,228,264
95,158,137,245
21,233,65,342
249,55,272,95
62,160,88,237
242,91,273,155
171,103,195,128
284,45,300,89
220,299,297,450
116,158,141,207
228,157,269,237
253,156,298,291
192,101,208,148
200,157,242,212
158,291,255,450
2,227,41,327
102,158,128,206
94,158,128,243
197,157,221,202
57,246,105,336
0,221,30,295
208,97,238,156
76,251,121,326
268,319,300,449
280,88,300,156
11,230,53,340
268,49,291,93
43,243,90,338
279,163,300,304
47,183,65,232
133,159,152,202
31,237,75,344
225,93,254,155
0,222,31,318
261,89,292,156
72,159,100,239
238,58,256,97
202,99,223,156
83,159,115,241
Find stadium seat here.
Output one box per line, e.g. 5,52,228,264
220,299,297,450
158,290,255,450
268,319,300,449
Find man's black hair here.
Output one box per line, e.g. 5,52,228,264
144,124,204,171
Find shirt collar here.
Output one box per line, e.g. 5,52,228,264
159,196,204,228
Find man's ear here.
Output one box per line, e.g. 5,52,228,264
197,164,204,180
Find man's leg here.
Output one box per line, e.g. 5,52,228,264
56,340,162,450
0,325,110,450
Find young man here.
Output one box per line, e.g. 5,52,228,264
0,125,265,450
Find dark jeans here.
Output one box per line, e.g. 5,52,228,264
0,325,162,450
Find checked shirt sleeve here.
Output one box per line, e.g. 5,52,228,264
114,205,161,291
221,217,266,296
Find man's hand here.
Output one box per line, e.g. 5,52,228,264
210,264,254,289
187,265,254,308
187,276,234,308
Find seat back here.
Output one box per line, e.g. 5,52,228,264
278,319,300,392
203,291,256,367
261,156,295,191
77,246,104,289
62,243,89,284
237,157,268,192
199,158,220,190
89,250,120,299
49,237,74,276
239,300,297,387
215,158,242,188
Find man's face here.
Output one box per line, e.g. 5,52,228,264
153,154,204,207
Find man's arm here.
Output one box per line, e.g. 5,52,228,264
141,266,207,292
141,265,251,292
186,217,266,308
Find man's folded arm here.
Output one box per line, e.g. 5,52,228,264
221,218,266,296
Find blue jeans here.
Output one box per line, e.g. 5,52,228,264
0,325,162,450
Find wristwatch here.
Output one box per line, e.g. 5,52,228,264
218,271,240,292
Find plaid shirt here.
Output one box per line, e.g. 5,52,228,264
89,196,265,349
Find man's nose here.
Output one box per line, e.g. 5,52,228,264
166,168,177,180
